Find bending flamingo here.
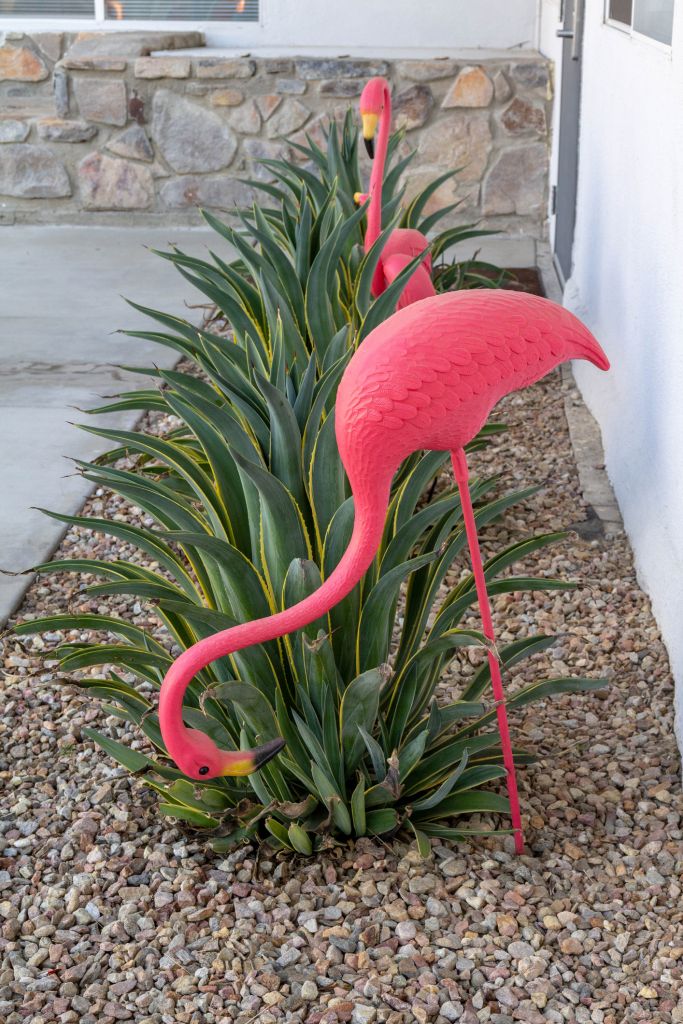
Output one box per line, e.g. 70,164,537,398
159,289,609,853
355,76,436,309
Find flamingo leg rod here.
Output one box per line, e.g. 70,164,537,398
452,447,524,855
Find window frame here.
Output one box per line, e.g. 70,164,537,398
604,0,675,50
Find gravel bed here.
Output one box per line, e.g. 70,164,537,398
1,368,681,1024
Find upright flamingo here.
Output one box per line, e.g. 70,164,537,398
355,77,436,309
159,290,609,853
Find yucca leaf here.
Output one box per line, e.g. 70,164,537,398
411,751,469,812
458,676,609,739
351,775,366,835
366,808,398,836
255,371,306,510
358,550,439,672
287,822,313,854
309,763,351,834
231,448,311,598
308,409,347,549
339,666,387,772
406,820,432,858
207,680,280,741
84,727,153,774
461,634,559,701
415,781,510,822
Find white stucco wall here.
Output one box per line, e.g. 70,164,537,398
550,0,683,748
1,0,538,52
235,0,538,52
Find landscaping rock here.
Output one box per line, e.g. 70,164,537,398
53,67,69,117
510,60,550,93
134,56,191,79
61,57,127,71
320,79,363,97
493,69,512,102
482,143,548,215
243,138,290,180
78,152,153,210
0,120,30,143
418,112,491,182
160,174,254,211
256,94,282,121
393,84,434,131
0,144,70,197
63,31,203,60
36,119,97,143
275,77,307,95
263,58,294,74
33,32,63,63
500,97,547,136
106,125,153,162
295,59,389,80
397,58,459,81
193,57,256,80
442,65,494,108
266,99,310,138
227,98,261,134
0,43,48,82
208,88,244,107
152,89,237,173
73,77,127,126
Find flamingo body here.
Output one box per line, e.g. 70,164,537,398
158,288,609,815
358,77,435,308
337,289,606,471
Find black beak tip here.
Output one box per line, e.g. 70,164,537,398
364,136,375,160
253,737,286,768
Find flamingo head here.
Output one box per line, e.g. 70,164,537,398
178,727,285,781
359,76,389,158
353,191,369,205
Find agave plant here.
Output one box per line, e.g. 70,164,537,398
14,189,605,855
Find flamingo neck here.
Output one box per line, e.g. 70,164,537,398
159,485,391,764
365,82,392,253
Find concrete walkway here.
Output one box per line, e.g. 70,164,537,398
0,225,216,625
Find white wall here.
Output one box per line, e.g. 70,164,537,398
244,0,538,52
557,0,683,747
1,0,538,53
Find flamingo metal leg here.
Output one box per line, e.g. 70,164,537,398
451,447,524,855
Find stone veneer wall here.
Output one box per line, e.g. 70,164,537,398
0,32,552,238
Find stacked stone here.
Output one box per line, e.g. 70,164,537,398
0,31,552,234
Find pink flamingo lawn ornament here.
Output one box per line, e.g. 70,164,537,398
354,76,436,309
159,289,609,854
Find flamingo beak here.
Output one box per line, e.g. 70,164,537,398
219,737,285,777
361,113,378,158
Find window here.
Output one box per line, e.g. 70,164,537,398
606,0,675,44
102,1,258,20
0,1,95,13
0,0,258,20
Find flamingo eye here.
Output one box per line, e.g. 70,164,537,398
198,766,209,776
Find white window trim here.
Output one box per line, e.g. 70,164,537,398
604,1,674,51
